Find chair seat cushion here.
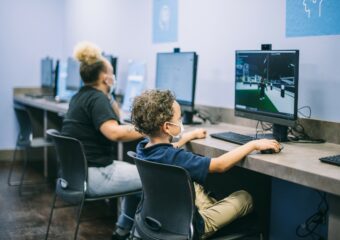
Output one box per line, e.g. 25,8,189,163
56,181,84,205
30,138,53,148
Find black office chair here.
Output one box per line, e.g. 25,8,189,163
128,151,262,240
8,104,53,195
45,129,142,240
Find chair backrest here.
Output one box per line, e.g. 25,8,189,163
46,129,87,203
14,104,32,145
128,151,196,239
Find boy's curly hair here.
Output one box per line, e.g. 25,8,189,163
131,90,175,137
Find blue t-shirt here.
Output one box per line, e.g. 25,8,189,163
136,138,211,185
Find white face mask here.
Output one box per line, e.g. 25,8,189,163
166,121,184,138
106,74,116,94
108,82,116,94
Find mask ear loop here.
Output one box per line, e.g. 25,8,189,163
165,121,183,139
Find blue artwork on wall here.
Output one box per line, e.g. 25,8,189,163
286,0,340,37
153,0,178,43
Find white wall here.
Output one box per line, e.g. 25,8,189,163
156,0,340,122
62,0,340,122
1,0,339,149
63,0,151,93
0,0,65,149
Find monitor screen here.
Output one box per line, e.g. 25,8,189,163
41,57,53,88
103,53,118,75
66,57,82,91
155,52,198,109
235,50,299,126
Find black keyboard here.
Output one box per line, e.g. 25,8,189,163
319,155,340,167
210,131,255,145
25,93,44,98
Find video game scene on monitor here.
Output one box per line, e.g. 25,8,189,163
235,51,297,118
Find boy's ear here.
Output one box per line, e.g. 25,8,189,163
161,122,170,134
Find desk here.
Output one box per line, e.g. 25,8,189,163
14,95,68,177
187,123,340,240
13,93,132,176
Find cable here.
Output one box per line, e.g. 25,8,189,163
255,121,273,139
288,121,325,143
295,190,328,240
287,105,325,143
298,106,312,118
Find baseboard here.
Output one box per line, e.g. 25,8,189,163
0,150,14,162
0,149,44,162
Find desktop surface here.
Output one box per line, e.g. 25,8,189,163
186,122,340,196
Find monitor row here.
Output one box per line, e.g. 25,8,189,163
40,49,299,140
40,54,117,101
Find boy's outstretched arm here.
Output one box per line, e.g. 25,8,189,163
172,128,207,148
209,139,280,173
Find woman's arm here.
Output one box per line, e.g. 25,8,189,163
108,94,121,119
100,120,143,142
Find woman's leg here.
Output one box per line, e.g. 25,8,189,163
87,161,142,230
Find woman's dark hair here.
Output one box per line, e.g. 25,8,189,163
131,90,175,137
79,61,107,84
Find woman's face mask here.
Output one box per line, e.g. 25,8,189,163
106,74,116,94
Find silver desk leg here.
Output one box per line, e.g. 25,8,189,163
118,142,123,162
43,110,48,178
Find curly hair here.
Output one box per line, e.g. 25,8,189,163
73,41,107,84
131,90,175,137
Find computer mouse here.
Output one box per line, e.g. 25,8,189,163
260,149,276,154
260,145,283,154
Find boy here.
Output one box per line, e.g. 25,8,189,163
131,90,280,239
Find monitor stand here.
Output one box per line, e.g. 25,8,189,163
182,110,201,125
255,124,288,142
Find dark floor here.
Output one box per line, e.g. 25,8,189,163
0,161,117,240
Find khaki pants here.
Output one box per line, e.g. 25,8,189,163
194,183,253,239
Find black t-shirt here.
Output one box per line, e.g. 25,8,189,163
61,86,119,167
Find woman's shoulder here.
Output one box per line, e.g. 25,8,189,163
78,87,107,101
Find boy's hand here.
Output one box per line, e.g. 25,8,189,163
173,128,207,148
251,139,280,152
190,128,207,140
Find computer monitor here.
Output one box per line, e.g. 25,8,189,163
66,57,82,91
234,50,299,141
41,57,53,89
155,51,198,124
103,53,118,76
52,60,59,98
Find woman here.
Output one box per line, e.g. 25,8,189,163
61,42,142,239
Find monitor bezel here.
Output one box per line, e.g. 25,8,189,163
155,51,198,111
103,53,118,76
41,57,54,89
65,57,82,92
234,49,299,127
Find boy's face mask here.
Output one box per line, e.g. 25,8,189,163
166,121,184,139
